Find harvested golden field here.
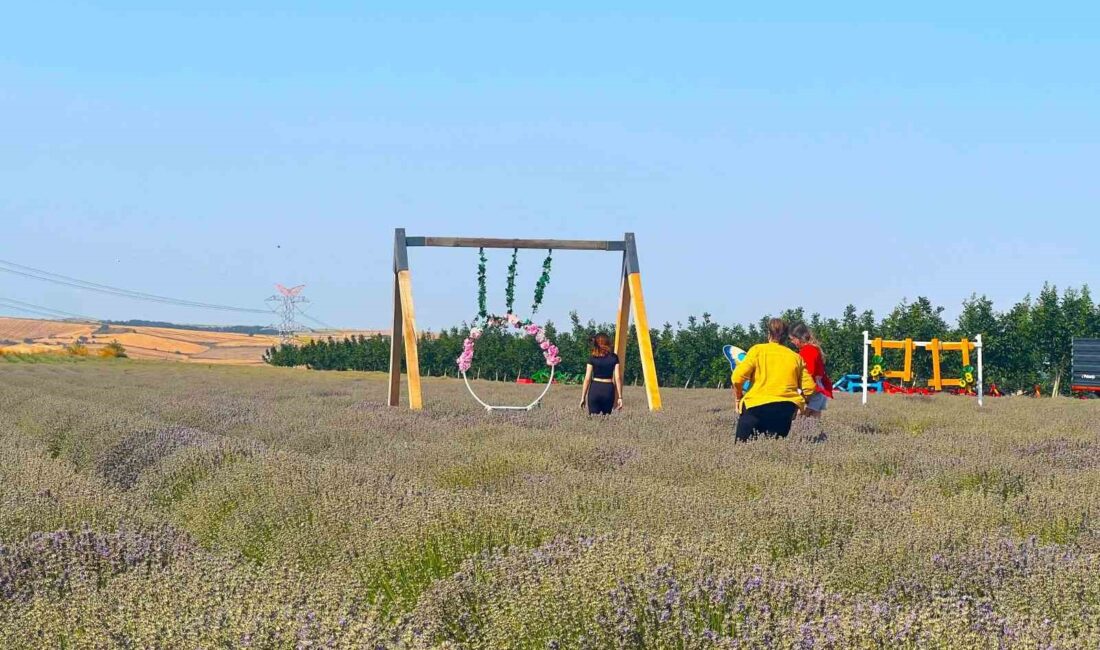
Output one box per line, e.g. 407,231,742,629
137,326,279,345
0,317,93,342
98,332,210,355
0,317,379,365
2,359,1100,648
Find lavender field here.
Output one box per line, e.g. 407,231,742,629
2,361,1100,648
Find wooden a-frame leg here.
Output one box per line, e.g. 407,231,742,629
397,269,423,410
613,269,631,386
930,338,942,391
627,272,662,411
387,272,404,406
903,339,913,384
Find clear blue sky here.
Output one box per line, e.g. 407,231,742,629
2,2,1098,330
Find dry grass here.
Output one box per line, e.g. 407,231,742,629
0,342,57,354
2,361,1099,648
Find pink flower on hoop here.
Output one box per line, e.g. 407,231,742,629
457,317,560,373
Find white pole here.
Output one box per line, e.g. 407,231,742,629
862,330,870,405
976,334,984,407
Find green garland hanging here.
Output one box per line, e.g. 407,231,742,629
505,248,519,314
531,250,553,314
473,247,554,323
477,248,488,321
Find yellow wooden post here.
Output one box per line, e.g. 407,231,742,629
930,338,942,391
903,338,913,383
627,272,661,411
387,271,404,407
623,233,661,411
613,266,632,386
397,269,422,410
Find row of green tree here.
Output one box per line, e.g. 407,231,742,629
263,283,1100,394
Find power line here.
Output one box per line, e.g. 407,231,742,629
0,302,64,320
294,305,336,330
0,301,90,323
0,258,271,315
0,297,98,322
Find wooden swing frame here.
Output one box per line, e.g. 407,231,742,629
387,228,663,411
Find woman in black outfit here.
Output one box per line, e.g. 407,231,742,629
580,333,623,414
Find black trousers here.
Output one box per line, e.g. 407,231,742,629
588,382,616,415
735,401,798,441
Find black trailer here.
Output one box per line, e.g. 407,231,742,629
1072,338,1100,394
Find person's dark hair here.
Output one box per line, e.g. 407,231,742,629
767,318,789,343
790,322,825,361
590,332,613,357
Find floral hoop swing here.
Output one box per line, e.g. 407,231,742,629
456,248,561,412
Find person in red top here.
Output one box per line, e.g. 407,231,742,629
789,323,833,417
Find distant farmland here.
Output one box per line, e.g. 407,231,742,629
0,317,384,365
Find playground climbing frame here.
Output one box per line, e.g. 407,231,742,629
861,331,984,406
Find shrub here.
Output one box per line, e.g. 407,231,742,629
98,340,128,359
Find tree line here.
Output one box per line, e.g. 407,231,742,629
263,283,1100,395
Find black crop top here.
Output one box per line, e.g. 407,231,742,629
589,353,619,380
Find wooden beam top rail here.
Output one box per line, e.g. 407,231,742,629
406,236,625,251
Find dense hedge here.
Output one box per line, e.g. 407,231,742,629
265,283,1100,394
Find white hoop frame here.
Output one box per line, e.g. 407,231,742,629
461,366,555,412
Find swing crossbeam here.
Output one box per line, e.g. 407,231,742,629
406,237,626,252
388,228,662,412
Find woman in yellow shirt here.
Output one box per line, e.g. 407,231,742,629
731,318,817,441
